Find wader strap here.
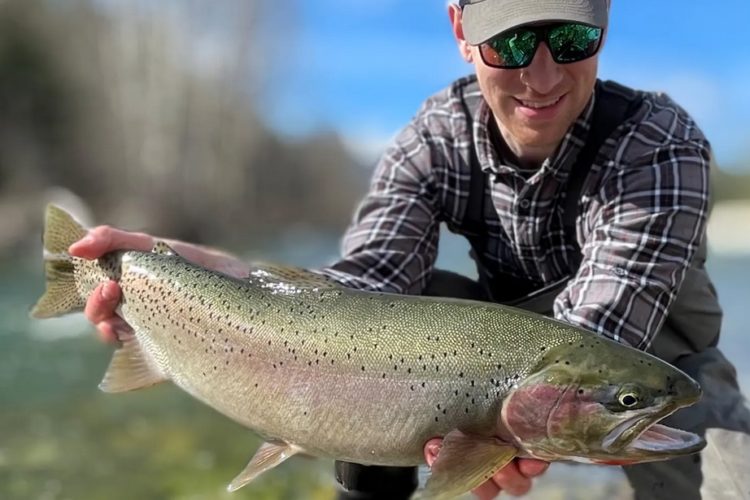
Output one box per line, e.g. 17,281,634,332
461,94,487,246
460,80,643,305
562,80,643,269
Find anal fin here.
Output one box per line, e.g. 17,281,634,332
99,334,167,393
227,441,302,492
413,430,517,500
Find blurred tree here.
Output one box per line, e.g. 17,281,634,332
0,0,366,256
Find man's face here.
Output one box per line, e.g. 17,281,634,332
450,6,601,161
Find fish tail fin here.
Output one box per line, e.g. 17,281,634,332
30,204,89,319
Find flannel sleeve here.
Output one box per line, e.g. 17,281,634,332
318,122,441,294
554,139,711,349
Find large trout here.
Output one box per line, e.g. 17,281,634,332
32,205,705,499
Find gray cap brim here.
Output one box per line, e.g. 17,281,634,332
462,0,608,45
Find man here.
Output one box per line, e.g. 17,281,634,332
70,0,750,499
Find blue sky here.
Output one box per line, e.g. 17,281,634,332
262,0,749,170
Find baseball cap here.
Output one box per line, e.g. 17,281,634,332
459,0,609,45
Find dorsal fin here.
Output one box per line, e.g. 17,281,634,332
152,240,177,256
248,262,341,292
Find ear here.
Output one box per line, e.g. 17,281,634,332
448,3,473,63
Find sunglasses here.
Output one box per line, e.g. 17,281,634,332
478,23,604,69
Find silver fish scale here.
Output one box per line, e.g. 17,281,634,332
108,251,588,466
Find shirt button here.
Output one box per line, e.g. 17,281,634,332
612,266,627,277
519,199,531,209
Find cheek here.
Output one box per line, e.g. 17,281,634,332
546,393,602,438
503,384,603,444
565,60,598,110
474,70,523,128
475,63,522,100
502,383,567,442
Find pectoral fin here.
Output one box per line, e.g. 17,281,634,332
227,441,302,492
413,430,517,500
99,334,167,393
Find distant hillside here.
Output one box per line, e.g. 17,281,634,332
713,167,750,202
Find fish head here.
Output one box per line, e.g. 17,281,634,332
500,336,705,465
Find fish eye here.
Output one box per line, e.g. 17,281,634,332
619,392,639,407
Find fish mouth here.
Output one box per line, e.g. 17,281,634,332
603,409,705,457
627,423,705,454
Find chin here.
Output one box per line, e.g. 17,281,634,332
515,129,564,152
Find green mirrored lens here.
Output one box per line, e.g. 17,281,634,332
548,24,602,62
488,30,537,68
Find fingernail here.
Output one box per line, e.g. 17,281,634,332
100,282,117,301
69,236,93,251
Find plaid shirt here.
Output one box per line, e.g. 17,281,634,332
322,75,711,350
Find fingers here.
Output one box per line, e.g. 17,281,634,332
473,480,500,500
517,458,549,478
472,458,550,499
423,438,442,467
84,282,121,324
69,225,154,259
68,226,149,343
84,282,132,343
96,317,133,344
425,440,546,499
488,460,532,497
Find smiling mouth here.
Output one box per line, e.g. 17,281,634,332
516,95,564,109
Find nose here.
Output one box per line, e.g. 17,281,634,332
521,43,563,95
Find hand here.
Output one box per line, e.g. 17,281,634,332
68,226,155,343
68,224,250,343
424,438,549,498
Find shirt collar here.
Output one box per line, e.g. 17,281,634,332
473,86,597,182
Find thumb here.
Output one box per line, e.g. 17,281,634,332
423,438,443,467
